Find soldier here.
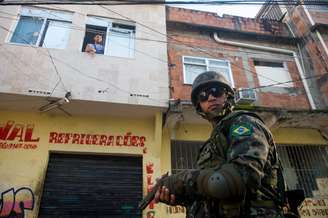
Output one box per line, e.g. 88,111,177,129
154,71,286,217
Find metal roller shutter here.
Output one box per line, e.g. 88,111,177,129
38,153,142,218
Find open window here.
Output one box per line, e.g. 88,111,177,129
82,25,106,55
82,16,135,58
10,7,72,49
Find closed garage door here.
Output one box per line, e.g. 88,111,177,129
38,153,142,218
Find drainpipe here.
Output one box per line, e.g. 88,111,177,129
303,5,328,59
213,32,316,109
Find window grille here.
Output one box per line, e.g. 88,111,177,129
277,144,328,197
171,140,328,197
171,140,202,174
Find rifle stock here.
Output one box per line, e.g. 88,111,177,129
138,172,169,210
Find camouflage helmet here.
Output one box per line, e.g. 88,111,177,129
191,71,234,107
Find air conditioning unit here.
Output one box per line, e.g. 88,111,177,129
235,88,257,105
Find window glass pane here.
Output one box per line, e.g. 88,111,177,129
184,57,206,65
42,20,71,49
107,27,134,58
11,16,44,45
208,66,231,83
184,64,206,84
209,60,229,67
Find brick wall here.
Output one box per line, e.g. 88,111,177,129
288,6,328,108
167,26,310,109
309,10,328,25
166,6,290,37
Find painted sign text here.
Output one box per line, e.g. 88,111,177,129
49,132,146,147
0,121,39,150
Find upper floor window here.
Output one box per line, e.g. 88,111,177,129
10,7,72,49
254,60,293,88
82,16,135,58
183,56,234,86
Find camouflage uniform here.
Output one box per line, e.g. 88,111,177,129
185,111,284,218
160,71,285,218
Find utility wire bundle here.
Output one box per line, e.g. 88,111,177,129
1,0,328,6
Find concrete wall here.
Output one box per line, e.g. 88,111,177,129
0,110,166,217
0,5,169,108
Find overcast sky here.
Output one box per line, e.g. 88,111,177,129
167,1,264,18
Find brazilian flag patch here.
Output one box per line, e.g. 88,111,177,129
230,124,253,137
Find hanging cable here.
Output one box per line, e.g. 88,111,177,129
0,0,328,6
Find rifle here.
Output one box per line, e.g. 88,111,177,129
138,172,169,210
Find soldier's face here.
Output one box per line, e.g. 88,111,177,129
199,87,227,114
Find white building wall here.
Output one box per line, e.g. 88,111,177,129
0,5,169,108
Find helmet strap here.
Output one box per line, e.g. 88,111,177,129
196,95,235,123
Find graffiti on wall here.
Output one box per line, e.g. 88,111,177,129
146,162,155,209
49,131,146,148
0,187,35,218
145,162,156,217
0,121,39,150
299,199,328,217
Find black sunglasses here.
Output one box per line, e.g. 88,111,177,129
198,87,226,102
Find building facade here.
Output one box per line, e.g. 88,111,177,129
0,2,328,218
257,0,328,109
163,6,328,218
0,3,169,218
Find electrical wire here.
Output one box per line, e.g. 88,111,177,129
252,72,327,90
1,0,328,6
97,4,327,94
0,44,53,89
0,10,322,64
0,12,69,94
44,43,69,93
15,4,316,93
0,24,169,104
7,6,267,94
98,5,286,84
1,5,326,98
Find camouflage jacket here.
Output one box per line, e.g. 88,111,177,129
186,111,284,218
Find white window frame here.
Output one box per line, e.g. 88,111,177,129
8,7,72,48
86,15,135,58
254,60,293,88
182,56,235,86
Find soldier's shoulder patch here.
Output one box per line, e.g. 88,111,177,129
230,123,253,137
